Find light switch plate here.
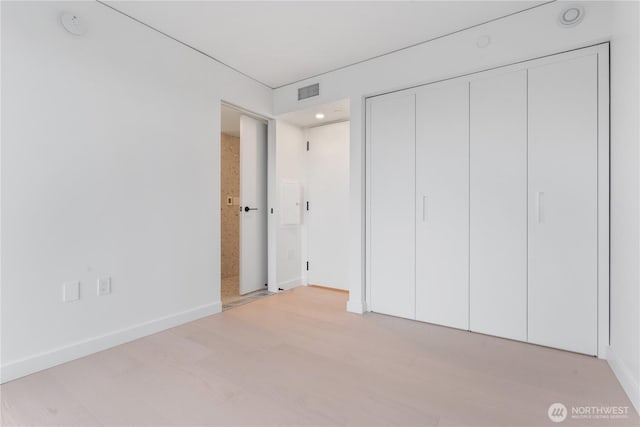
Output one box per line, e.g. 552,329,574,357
63,281,80,302
97,277,111,296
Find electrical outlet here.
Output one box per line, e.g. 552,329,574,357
97,277,111,296
63,281,80,303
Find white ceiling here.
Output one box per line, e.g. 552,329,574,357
223,100,349,135
103,1,546,88
279,98,350,129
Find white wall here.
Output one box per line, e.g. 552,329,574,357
609,0,640,414
0,1,271,382
273,1,615,316
273,0,639,410
274,120,306,290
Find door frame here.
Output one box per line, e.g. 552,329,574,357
220,101,277,298
364,43,610,358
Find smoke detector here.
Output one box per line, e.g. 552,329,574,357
476,35,491,48
60,12,86,36
558,5,585,28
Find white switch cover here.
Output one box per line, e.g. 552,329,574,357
63,281,80,302
97,277,111,296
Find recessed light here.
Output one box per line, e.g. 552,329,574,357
315,113,325,119
558,5,585,28
476,35,491,48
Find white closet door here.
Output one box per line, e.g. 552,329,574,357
368,93,415,319
469,71,527,341
415,82,469,329
528,55,598,355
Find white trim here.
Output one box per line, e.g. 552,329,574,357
596,46,610,358
364,98,372,312
364,43,610,357
267,119,278,293
0,302,220,384
607,346,640,415
278,278,304,290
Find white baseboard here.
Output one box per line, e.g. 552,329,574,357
278,278,303,290
346,299,366,314
607,346,640,415
0,301,221,384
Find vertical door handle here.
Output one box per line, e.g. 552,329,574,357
536,192,544,224
422,195,427,222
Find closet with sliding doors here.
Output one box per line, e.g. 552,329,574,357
365,44,609,357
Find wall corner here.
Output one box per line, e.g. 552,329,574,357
346,299,366,314
607,346,640,416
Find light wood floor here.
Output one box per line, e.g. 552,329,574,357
1,286,637,426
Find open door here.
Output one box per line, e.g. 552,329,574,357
239,115,268,294
307,121,350,290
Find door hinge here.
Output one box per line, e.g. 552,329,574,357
306,141,310,151
306,201,309,211
306,261,309,271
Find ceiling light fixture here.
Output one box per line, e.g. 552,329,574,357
315,113,325,120
558,5,585,28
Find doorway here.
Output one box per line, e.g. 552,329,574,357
276,98,351,292
220,104,270,309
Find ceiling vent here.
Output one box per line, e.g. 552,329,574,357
298,83,320,101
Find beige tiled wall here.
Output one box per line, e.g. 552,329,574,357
221,133,240,279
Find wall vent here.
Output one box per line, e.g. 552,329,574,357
298,83,320,101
